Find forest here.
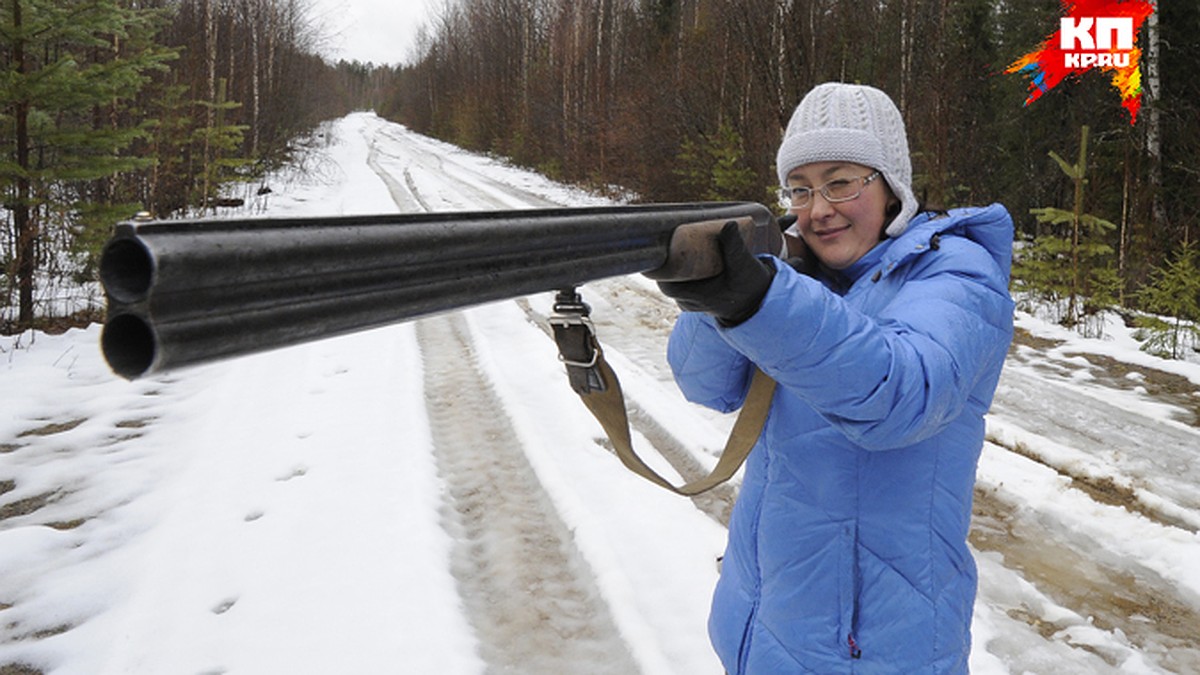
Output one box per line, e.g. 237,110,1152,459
0,0,365,329
2,0,1198,354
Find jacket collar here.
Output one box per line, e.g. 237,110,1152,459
817,241,887,292
876,205,1013,283
813,204,1013,289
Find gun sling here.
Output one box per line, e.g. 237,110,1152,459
550,290,775,496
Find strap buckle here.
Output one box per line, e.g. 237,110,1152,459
549,288,606,394
548,314,599,368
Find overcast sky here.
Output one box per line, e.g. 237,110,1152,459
310,0,440,66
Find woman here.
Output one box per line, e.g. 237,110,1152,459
657,83,1014,673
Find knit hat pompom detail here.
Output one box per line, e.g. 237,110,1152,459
776,83,918,237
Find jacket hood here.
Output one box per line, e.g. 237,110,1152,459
883,203,1014,284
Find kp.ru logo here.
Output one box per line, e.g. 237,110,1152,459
1060,17,1134,68
1005,0,1155,124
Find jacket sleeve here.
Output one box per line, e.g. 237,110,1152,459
666,311,756,413
719,239,1013,450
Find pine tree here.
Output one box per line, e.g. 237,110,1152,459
674,121,757,203
1016,126,1116,334
1136,241,1200,360
1,0,174,327
192,77,250,212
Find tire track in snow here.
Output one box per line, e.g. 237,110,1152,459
972,485,1200,672
990,365,1200,527
369,118,644,672
364,136,425,212
416,314,642,674
371,123,562,209
977,345,1200,670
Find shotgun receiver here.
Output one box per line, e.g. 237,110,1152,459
98,202,779,379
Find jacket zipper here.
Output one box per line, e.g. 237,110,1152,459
849,531,862,660
848,453,864,662
844,521,863,663
736,443,771,675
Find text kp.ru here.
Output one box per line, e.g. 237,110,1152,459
1060,17,1134,68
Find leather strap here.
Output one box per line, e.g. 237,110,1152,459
551,293,774,495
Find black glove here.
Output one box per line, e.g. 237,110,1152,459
657,221,775,327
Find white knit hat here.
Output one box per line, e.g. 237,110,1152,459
776,83,918,237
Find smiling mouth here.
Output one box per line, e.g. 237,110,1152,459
812,224,851,239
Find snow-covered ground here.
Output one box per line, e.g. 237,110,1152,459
2,112,1199,674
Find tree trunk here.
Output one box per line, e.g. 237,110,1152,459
1069,126,1090,326
12,0,35,326
203,0,217,209
1119,142,1129,305
899,0,912,113
249,0,260,156
1145,5,1163,230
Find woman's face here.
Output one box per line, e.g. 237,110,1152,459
784,161,897,270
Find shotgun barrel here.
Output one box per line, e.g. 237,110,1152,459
99,202,778,379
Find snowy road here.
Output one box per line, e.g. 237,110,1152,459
2,113,1200,674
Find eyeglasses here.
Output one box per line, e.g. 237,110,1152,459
778,171,882,209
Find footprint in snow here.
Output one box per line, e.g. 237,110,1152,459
211,598,237,615
276,465,308,481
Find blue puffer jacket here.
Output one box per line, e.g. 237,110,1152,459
667,204,1015,674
